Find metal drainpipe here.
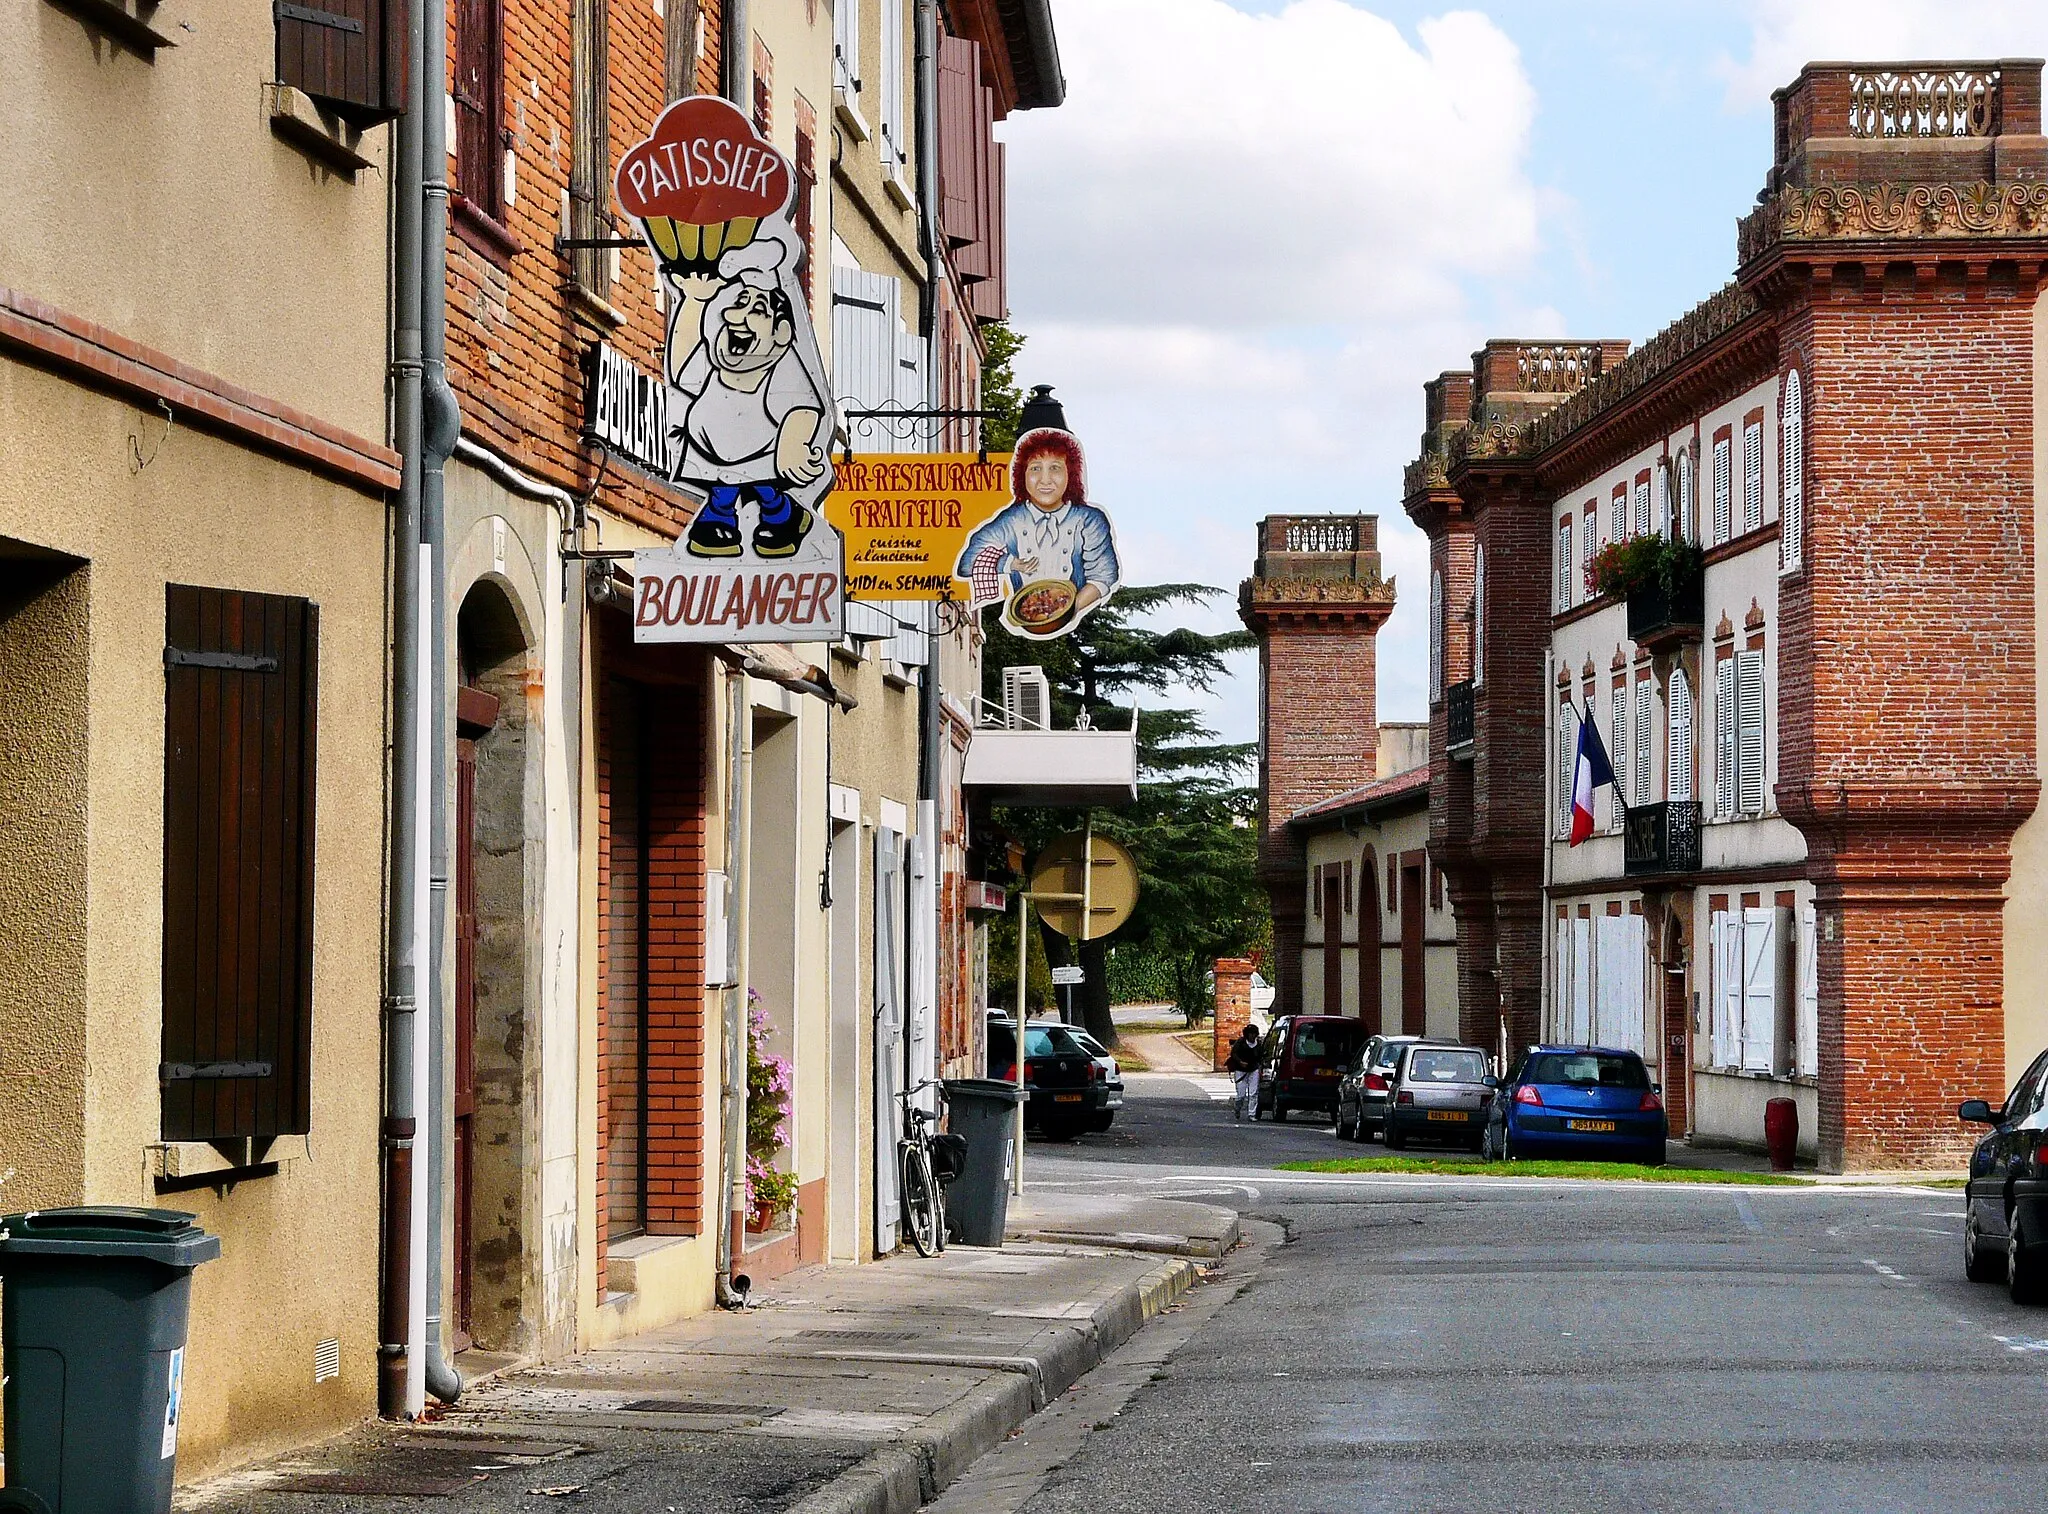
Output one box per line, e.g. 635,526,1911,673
722,0,751,108
379,0,427,1423
715,666,754,1306
420,0,463,1407
912,0,943,1105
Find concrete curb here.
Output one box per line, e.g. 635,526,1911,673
779,1254,1200,1514
1011,1216,1242,1259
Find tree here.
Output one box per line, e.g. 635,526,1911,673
983,585,1266,1045
979,321,1026,450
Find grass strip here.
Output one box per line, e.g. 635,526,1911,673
1274,1156,1808,1185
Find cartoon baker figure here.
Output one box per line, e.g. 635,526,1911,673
957,423,1121,640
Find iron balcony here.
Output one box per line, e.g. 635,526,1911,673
1623,799,1702,877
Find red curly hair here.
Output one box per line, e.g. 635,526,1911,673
1011,427,1087,506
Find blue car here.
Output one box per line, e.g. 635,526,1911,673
1483,1046,1667,1165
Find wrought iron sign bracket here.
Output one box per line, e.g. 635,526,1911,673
839,406,1003,464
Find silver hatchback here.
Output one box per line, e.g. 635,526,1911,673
1382,1042,1495,1153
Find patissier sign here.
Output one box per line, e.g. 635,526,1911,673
616,96,843,643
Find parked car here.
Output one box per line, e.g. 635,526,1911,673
986,1015,1111,1140
1066,1027,1124,1133
1256,1015,1367,1123
1381,1042,1494,1152
1958,1042,2048,1304
1335,1033,1424,1142
1483,1046,1667,1165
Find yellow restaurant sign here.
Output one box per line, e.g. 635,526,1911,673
825,453,1013,601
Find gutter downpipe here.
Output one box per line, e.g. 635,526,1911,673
420,0,463,1407
912,0,944,1108
379,0,427,1422
712,12,752,1310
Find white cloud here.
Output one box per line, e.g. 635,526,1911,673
1719,1,2048,111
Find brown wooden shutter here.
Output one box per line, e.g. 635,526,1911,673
275,1,408,123
161,586,319,1145
937,36,979,247
455,0,505,221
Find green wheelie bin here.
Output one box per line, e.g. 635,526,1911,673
0,1207,220,1514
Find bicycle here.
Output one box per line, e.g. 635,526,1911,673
896,1079,965,1257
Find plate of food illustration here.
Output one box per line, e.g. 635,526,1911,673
1006,579,1078,636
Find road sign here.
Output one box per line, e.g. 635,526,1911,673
1029,831,1138,941
1050,966,1085,986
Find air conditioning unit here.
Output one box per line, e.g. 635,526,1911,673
1002,665,1051,731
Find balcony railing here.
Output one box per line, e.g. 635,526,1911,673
1446,680,1475,757
1623,800,1702,877
1626,561,1705,651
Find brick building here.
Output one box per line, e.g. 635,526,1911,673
1408,60,2048,1170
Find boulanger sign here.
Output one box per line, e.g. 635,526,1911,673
825,454,1013,600
616,95,843,643
583,342,673,478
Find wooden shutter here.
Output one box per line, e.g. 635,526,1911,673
1551,915,1571,1041
1797,902,1819,1078
879,0,907,176
1712,436,1732,544
1634,476,1650,536
1678,449,1694,541
1472,545,1485,685
1711,912,1740,1067
1740,906,1775,1071
1610,488,1625,546
1558,702,1576,837
1609,686,1627,830
1655,460,1670,537
1780,371,1804,572
1634,676,1652,807
834,0,861,94
1569,915,1593,1045
161,586,319,1144
1715,654,1736,818
276,1,408,122
1743,420,1764,533
1737,648,1766,815
937,35,980,247
1556,520,1571,611
1667,667,1694,802
457,0,507,222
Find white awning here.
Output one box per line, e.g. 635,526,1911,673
962,727,1139,807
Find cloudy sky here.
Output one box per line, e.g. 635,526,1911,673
996,0,2048,751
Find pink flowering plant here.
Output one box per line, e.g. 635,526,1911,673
744,992,798,1218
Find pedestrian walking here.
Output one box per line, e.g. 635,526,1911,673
1225,1022,1264,1121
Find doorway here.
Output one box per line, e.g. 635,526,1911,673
1400,858,1425,1035
604,676,650,1246
1322,871,1344,1016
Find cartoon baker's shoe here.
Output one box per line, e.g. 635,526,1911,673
752,509,814,559
685,516,744,558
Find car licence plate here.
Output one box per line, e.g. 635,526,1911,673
1054,1094,1083,1103
1426,1111,1469,1123
1566,1119,1617,1132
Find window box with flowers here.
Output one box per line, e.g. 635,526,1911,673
744,993,798,1234
1587,536,1705,651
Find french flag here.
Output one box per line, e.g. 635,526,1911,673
1569,707,1618,846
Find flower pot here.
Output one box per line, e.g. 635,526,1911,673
746,1200,780,1234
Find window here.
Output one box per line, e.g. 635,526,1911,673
1714,654,1736,819
1633,675,1652,807
1610,685,1627,831
1655,460,1670,537
276,0,407,122
1712,434,1732,545
1634,474,1650,537
1667,667,1694,802
664,0,701,100
1557,701,1577,838
1430,568,1444,698
161,586,319,1144
1678,447,1695,542
1780,371,1804,573
1737,647,1766,815
1409,1049,1490,1083
834,0,861,96
1524,1051,1649,1089
457,0,508,225
1610,487,1626,546
880,0,908,180
1556,519,1572,612
1582,505,1595,579
569,0,610,298
1743,418,1764,534
1472,545,1485,685
1709,906,1780,1072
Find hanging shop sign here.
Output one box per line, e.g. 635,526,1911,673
616,95,844,643
823,453,1013,601
957,427,1122,641
583,342,674,478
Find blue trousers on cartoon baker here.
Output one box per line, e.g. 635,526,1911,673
685,481,815,559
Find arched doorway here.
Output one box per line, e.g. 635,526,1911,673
454,579,535,1353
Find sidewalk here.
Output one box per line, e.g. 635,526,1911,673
178,1194,1240,1514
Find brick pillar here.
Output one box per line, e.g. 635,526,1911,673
1212,957,1254,1070
1446,874,1498,1052
1492,877,1545,1061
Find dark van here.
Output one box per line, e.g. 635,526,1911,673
1257,1015,1367,1123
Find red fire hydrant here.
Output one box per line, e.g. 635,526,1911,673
1764,1096,1798,1172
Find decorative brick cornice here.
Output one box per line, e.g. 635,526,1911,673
1402,451,1448,499
1738,179,2048,265
1239,573,1397,631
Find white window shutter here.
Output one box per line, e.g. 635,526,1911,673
1741,906,1775,1072
1737,648,1766,816
1552,916,1572,1041
834,0,861,94
831,265,902,421
1713,437,1732,545
1743,420,1764,533
1558,703,1576,837
1655,460,1670,537
1667,667,1694,802
1678,449,1695,541
1473,546,1485,686
1583,510,1595,574
1571,915,1593,1046
1781,371,1804,573
895,327,925,417
1712,911,1741,1067
1634,677,1652,806
1634,477,1650,537
880,0,906,175
1430,569,1444,697
1610,491,1625,545
1797,902,1819,1078
1715,656,1736,820
885,600,930,667
1557,521,1572,612
1610,686,1628,831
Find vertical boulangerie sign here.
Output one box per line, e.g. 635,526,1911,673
617,96,844,642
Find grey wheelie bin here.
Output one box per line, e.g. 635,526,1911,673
941,1079,1026,1246
0,1207,221,1514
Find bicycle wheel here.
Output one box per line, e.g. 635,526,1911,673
900,1143,941,1257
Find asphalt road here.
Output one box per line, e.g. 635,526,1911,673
981,1070,2048,1514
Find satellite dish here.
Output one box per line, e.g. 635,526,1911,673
1029,832,1139,941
